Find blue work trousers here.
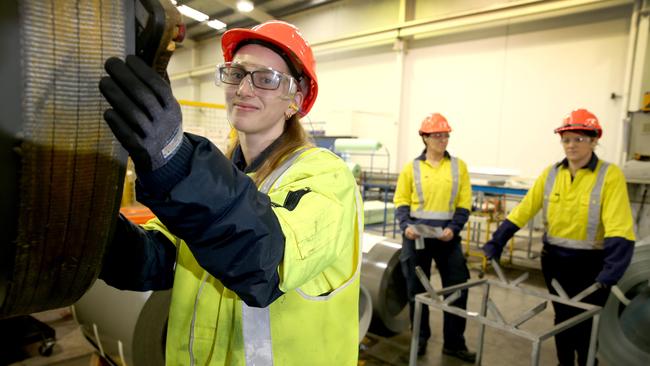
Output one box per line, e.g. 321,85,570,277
400,235,470,350
541,247,609,366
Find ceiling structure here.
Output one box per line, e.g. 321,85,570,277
175,0,341,41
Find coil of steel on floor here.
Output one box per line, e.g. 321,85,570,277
599,237,650,365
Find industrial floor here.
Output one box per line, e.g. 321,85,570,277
6,227,590,366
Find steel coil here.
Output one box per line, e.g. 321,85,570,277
599,238,650,365
361,240,409,334
359,284,373,342
73,280,169,366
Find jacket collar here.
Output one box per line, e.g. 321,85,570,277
232,137,284,174
556,152,599,172
417,149,450,161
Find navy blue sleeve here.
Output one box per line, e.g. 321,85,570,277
135,133,285,308
489,219,520,247
596,237,635,286
99,214,176,291
395,205,411,231
483,219,521,259
447,207,470,236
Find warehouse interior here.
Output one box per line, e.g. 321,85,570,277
1,0,650,365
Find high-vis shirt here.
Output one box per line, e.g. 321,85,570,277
101,134,362,365
507,155,635,249
393,151,472,235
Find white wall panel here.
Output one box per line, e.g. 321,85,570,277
309,48,400,171
167,3,632,180
400,8,630,177
403,32,507,172
499,14,630,177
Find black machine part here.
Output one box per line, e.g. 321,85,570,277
135,0,184,79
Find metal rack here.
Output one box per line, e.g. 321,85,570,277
340,145,397,236
409,260,602,366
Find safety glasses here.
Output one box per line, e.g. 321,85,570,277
215,62,297,93
422,133,450,140
560,136,591,145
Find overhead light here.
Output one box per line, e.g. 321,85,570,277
177,5,209,22
236,0,254,13
207,19,227,30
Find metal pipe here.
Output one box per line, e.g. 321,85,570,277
538,308,601,340
169,0,632,81
616,0,642,164
476,283,490,366
409,301,422,366
586,314,600,366
531,340,541,366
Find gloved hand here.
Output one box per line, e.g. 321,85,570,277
99,55,183,172
482,240,503,261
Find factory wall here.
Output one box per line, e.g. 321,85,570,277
168,1,634,178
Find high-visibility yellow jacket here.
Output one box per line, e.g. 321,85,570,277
393,152,472,236
102,134,362,365
488,154,635,285
508,157,635,247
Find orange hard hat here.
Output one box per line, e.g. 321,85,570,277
419,113,452,135
554,108,602,138
221,20,318,116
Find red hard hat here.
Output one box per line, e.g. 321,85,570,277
419,113,452,134
554,108,602,138
221,21,318,116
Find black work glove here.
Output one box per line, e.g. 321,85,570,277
99,55,183,172
482,240,503,261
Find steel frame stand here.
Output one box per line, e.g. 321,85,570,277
408,260,602,366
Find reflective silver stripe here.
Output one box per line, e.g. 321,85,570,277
410,211,454,220
587,162,609,242
542,161,610,250
241,146,311,366
242,304,274,365
412,159,425,214
546,236,604,250
259,147,310,194
412,157,458,218
449,157,459,211
542,165,559,230
189,275,209,366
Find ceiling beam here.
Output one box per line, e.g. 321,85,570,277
195,0,341,40
216,0,274,23
185,0,274,31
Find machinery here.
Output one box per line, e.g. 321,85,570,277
0,0,182,319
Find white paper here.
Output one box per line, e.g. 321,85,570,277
408,224,444,239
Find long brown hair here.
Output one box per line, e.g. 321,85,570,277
226,114,313,187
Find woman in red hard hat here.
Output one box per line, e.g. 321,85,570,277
393,113,475,362
99,21,361,365
483,108,635,365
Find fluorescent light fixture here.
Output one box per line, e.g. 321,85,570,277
237,0,254,13
207,19,227,30
177,5,209,22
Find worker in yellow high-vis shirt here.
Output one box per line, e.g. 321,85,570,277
394,113,475,362
484,108,635,366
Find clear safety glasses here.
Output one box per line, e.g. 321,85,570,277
422,133,450,140
560,136,591,145
215,62,297,96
